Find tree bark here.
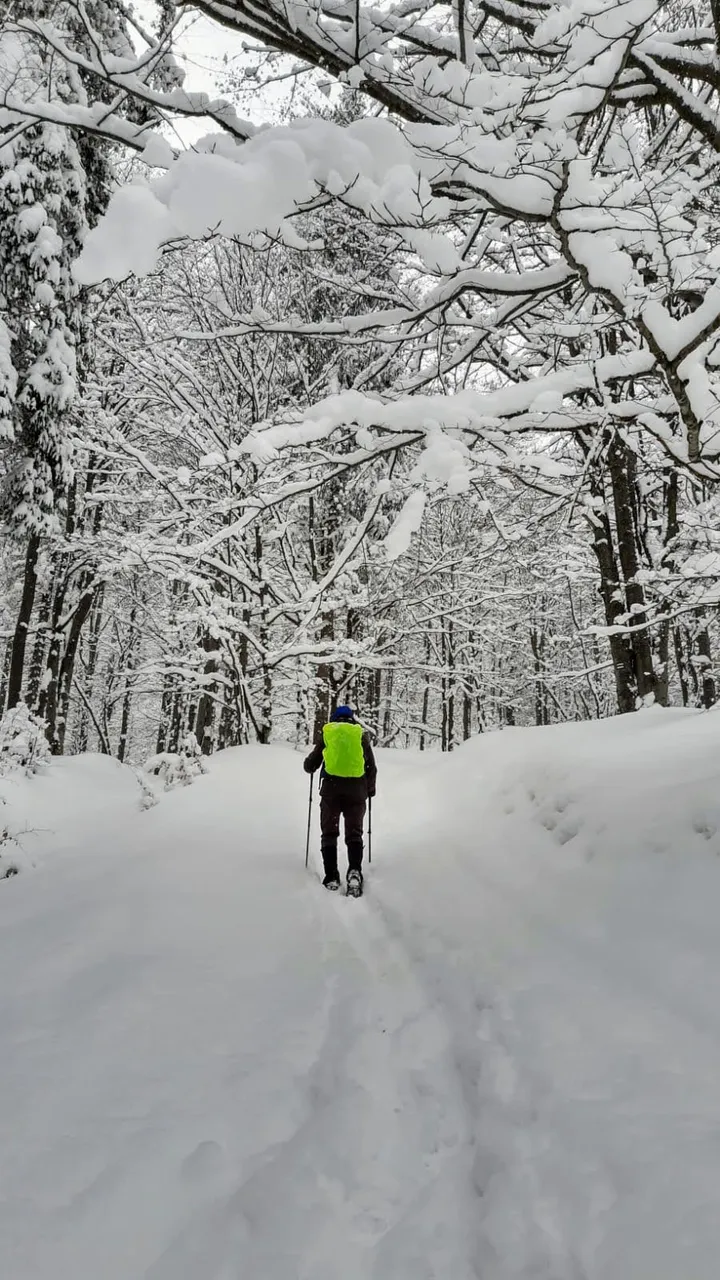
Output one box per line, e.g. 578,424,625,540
607,433,657,703
54,588,96,754
156,673,176,754
673,626,690,706
381,667,394,743
77,584,105,752
38,574,69,741
26,580,52,710
586,503,636,714
7,533,40,711
530,625,549,726
695,623,716,709
117,603,139,763
195,631,221,754
0,638,12,714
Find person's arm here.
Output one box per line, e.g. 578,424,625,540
303,740,323,774
362,733,377,796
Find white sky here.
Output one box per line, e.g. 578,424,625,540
171,12,245,94
135,3,298,145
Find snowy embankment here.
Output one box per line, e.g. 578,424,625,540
2,712,720,1278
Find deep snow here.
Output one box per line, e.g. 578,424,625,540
3,710,720,1277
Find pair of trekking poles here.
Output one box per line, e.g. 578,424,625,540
304,773,373,869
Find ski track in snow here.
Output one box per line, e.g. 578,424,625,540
5,724,720,1278
307,883,481,1280
0,751,482,1280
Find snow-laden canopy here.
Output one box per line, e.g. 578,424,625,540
7,0,711,472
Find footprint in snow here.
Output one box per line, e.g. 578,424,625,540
180,1139,226,1185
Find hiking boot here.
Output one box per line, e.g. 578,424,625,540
346,869,363,898
323,874,341,891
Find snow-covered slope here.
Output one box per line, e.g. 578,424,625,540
2,712,720,1279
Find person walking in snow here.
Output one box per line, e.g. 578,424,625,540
304,705,377,895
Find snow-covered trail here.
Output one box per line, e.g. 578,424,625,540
0,748,481,1280
373,716,720,1280
4,718,720,1279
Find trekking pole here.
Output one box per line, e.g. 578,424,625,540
305,773,314,869
368,795,373,865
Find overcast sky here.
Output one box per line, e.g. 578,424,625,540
172,12,244,95
134,3,252,142
132,4,325,146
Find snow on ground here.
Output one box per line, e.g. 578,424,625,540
2,711,720,1277
0,752,141,875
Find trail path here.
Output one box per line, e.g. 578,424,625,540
3,726,720,1279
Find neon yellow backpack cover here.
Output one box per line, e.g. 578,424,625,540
322,722,365,777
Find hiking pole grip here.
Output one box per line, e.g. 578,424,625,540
305,773,314,869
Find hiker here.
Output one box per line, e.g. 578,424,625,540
304,705,377,895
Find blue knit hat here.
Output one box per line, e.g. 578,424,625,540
330,705,354,721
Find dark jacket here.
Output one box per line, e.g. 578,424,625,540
304,724,377,798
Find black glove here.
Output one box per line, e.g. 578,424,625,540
368,784,376,798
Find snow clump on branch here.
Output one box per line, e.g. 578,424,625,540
74,119,448,284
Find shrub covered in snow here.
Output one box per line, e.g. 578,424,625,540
0,826,21,880
139,734,208,808
0,705,50,777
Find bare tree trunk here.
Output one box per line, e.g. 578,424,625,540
256,527,272,745
168,683,184,753
77,584,105,753
117,692,132,763
117,603,139,763
309,492,341,739
295,677,307,747
684,625,701,703
419,633,430,751
0,637,12,713
419,678,430,751
607,433,657,702
369,664,382,741
656,468,679,709
655,621,670,708
7,533,40,711
313,612,336,741
117,693,132,763
673,626,691,706
440,620,448,751
26,580,52,709
530,625,549,726
586,504,636,713
462,651,474,741
38,572,69,744
696,623,716,709
258,658,272,744
381,667,394,743
195,632,221,754
156,674,176,753
54,588,96,754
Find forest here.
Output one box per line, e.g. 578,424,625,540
5,7,720,1268
2,0,720,764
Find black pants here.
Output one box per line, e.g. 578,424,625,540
320,788,366,877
